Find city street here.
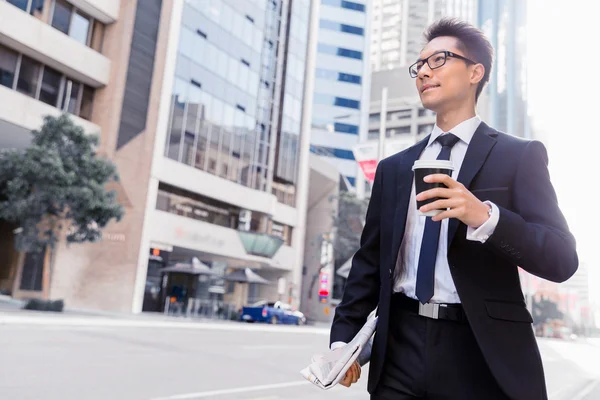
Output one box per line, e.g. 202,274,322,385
0,314,599,400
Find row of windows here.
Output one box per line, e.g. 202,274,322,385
5,0,104,51
312,119,359,135
310,145,355,160
0,44,94,120
313,93,361,110
369,108,435,122
157,182,294,246
318,44,363,60
321,0,366,12
367,124,435,140
319,19,364,36
315,68,362,85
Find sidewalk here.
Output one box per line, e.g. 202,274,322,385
0,297,329,335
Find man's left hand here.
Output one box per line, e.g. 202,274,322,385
416,174,490,228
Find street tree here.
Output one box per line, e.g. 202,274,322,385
331,190,368,297
0,114,124,256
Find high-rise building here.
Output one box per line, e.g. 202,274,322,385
478,0,528,138
309,0,371,188
0,0,315,313
371,0,477,71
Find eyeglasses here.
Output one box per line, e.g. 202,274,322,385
409,50,477,78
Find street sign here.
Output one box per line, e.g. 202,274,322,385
352,137,416,183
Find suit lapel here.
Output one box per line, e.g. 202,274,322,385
447,122,498,247
391,136,430,275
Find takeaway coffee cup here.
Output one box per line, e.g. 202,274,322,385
412,160,454,217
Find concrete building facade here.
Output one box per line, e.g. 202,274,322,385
0,0,316,314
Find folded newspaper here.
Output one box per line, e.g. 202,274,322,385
300,316,378,390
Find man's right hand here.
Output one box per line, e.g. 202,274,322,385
340,361,361,387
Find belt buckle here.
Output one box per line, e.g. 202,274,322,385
418,302,440,319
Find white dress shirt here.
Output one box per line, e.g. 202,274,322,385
393,116,499,303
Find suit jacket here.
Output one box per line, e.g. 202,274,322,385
330,122,578,400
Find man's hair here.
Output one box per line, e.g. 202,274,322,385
424,18,493,101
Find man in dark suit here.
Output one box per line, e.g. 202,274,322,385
330,18,578,400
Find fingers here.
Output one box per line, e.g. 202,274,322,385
424,173,458,187
340,374,351,387
419,198,458,214
416,187,453,202
351,362,359,384
340,361,361,387
431,208,461,222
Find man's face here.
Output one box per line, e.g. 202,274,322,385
415,36,475,112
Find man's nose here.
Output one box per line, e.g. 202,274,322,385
417,62,432,79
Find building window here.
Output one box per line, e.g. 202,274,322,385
315,68,361,85
321,0,365,12
387,109,412,120
320,20,364,36
0,46,94,119
0,45,18,89
19,251,45,291
7,0,28,12
418,108,434,117
38,66,62,107
79,86,94,120
70,10,92,45
6,0,44,15
334,122,359,135
15,56,40,97
156,183,242,229
317,44,363,60
310,145,355,160
418,124,434,134
313,93,360,110
387,126,411,137
369,113,380,123
270,221,293,246
50,0,103,49
51,0,72,34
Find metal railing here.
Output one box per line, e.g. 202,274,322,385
163,298,238,321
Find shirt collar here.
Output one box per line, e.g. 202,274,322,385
428,116,482,147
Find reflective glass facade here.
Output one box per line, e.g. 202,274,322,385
311,0,369,184
371,0,477,71
164,0,309,206
274,0,311,205
479,0,528,137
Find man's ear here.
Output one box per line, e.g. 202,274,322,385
470,64,485,85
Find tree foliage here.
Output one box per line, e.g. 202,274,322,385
331,190,368,268
0,114,124,252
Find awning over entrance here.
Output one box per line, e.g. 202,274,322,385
237,231,284,258
224,268,271,285
160,258,216,276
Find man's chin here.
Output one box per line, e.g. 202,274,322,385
420,101,439,112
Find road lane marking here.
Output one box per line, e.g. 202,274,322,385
150,381,309,399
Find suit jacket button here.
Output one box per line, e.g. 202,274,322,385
389,269,392,277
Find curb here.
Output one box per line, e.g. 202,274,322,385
0,313,330,335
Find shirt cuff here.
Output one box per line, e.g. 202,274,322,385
466,201,499,243
330,341,347,351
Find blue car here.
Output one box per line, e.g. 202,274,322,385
241,300,306,325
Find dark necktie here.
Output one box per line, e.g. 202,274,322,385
415,133,460,304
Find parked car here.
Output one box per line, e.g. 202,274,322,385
240,300,306,325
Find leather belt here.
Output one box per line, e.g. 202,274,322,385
392,292,467,323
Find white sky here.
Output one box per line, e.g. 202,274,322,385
527,0,600,302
